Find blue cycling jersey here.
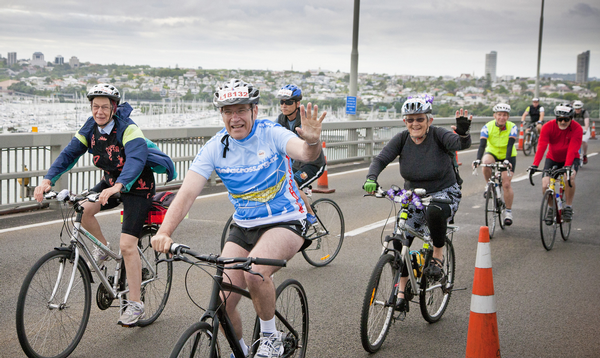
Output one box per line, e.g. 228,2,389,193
189,119,308,227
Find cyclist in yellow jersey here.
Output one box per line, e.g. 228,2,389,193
472,103,518,226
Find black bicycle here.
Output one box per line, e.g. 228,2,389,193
522,122,539,156
220,188,344,267
474,162,511,239
165,243,309,358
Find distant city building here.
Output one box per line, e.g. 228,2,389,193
54,55,64,65
485,51,497,82
576,50,590,84
7,52,17,66
31,52,46,67
69,56,80,68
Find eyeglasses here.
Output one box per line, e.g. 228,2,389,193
92,105,111,113
405,117,427,124
222,107,252,118
280,99,296,105
556,117,572,122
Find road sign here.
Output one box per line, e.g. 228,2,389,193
346,96,357,115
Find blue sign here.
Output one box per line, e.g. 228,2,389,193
346,96,357,115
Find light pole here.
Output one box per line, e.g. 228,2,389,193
535,0,544,98
348,0,360,120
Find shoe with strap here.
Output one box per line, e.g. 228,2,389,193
504,211,513,226
583,155,588,165
118,300,145,327
306,213,318,226
563,206,573,222
92,242,111,269
255,331,284,358
424,257,444,281
545,207,554,225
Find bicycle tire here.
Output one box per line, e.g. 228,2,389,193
16,250,92,358
532,132,538,154
559,197,571,241
220,215,234,252
170,321,218,358
360,254,397,353
420,238,455,323
301,198,345,267
540,190,557,251
523,132,532,156
497,188,505,231
137,225,173,327
484,184,497,239
251,279,309,357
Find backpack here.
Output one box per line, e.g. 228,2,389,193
145,191,177,225
398,129,463,188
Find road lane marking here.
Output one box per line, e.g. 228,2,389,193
345,218,394,237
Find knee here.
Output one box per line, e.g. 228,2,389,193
119,241,137,256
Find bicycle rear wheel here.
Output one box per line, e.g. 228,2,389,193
523,132,532,156
301,198,345,267
484,184,497,238
251,279,309,357
137,226,173,327
220,214,234,252
16,250,92,358
360,254,397,353
170,322,218,358
540,191,557,251
420,238,455,323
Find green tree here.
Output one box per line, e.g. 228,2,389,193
563,93,579,101
303,71,311,78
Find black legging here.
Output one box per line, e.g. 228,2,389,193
395,202,452,277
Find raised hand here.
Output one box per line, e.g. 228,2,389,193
296,103,327,145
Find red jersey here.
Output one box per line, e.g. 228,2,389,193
533,119,582,167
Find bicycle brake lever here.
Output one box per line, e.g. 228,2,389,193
246,269,265,281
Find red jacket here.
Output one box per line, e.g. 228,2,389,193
533,119,582,167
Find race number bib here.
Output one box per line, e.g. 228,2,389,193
277,89,293,98
218,88,249,101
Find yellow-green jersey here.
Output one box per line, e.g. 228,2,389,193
480,120,518,159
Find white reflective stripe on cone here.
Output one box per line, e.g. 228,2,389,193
470,294,497,314
475,242,492,269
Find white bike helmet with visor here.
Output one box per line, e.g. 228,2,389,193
401,95,433,115
213,79,260,108
87,84,121,104
572,100,584,109
554,104,574,118
492,103,511,113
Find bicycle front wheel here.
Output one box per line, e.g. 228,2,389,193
484,184,497,238
360,254,397,353
170,322,218,358
137,226,173,327
301,198,345,267
420,239,455,323
16,250,92,358
559,198,571,241
523,132,532,156
540,191,557,251
276,279,310,357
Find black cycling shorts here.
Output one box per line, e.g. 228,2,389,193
92,182,153,238
294,164,325,190
484,153,517,172
542,158,580,177
226,220,310,252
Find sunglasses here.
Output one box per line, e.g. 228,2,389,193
405,117,427,124
556,117,572,122
280,99,296,105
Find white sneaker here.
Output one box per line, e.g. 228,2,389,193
118,300,145,327
504,211,513,226
255,331,284,358
92,242,111,269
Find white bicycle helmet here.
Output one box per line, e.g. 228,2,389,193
554,104,574,118
492,103,511,113
213,79,260,108
532,98,539,102
87,84,121,104
572,100,584,109
401,95,433,115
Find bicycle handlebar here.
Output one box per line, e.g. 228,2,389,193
44,189,121,203
365,186,451,205
528,166,572,188
169,243,287,268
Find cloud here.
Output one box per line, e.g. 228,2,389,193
569,3,600,17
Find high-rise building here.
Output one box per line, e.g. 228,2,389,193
485,51,497,82
54,55,64,65
31,52,46,67
69,56,80,68
7,52,17,66
576,50,590,84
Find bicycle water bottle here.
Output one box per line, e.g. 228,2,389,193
410,251,423,278
495,183,501,197
556,193,562,211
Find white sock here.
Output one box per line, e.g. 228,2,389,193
259,317,277,334
238,338,248,355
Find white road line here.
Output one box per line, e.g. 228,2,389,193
345,219,394,237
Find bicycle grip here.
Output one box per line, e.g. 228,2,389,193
253,258,287,267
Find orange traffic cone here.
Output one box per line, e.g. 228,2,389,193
466,226,501,358
312,141,336,194
456,152,462,166
517,122,524,150
591,122,597,140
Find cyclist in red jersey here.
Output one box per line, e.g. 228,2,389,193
528,104,582,222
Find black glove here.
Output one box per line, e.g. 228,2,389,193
455,116,471,136
528,165,538,173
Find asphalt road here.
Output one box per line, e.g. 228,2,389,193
2,139,600,358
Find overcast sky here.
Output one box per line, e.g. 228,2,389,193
2,0,599,78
